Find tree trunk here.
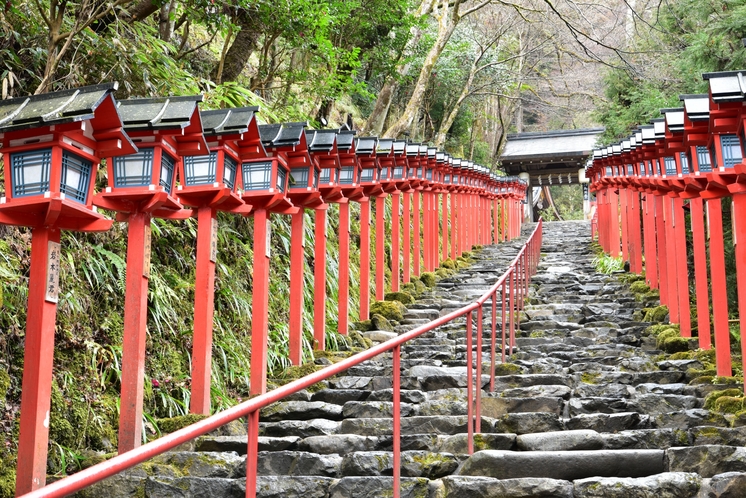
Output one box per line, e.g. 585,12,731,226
218,8,263,83
363,78,399,135
433,56,478,147
383,4,460,138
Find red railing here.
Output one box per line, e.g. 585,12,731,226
22,220,542,498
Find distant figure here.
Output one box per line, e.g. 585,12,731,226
623,260,630,272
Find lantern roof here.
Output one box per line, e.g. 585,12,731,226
336,129,356,151
662,108,685,132
681,94,710,121
355,137,378,155
427,147,437,158
117,95,203,131
702,70,746,103
406,143,420,156
393,140,406,154
419,144,428,154
305,129,338,152
651,119,666,139
376,138,394,154
201,106,259,135
258,122,308,148
640,125,656,144
436,152,445,162
0,82,121,133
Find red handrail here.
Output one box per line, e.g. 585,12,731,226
22,219,543,498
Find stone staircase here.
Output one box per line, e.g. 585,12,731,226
79,221,746,498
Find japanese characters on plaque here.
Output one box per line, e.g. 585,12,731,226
210,216,218,262
583,183,589,201
45,241,61,303
143,223,152,278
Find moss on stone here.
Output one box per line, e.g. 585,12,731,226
713,376,742,385
348,330,373,349
656,328,681,349
689,375,715,385
370,314,394,332
353,319,374,332
157,414,209,434
420,272,436,287
413,279,427,294
669,351,696,361
629,280,650,294
435,269,451,279
494,363,522,376
645,323,678,337
643,305,669,323
661,336,695,354
732,411,746,427
384,291,415,305
370,300,406,322
714,396,745,414
704,388,744,410
441,259,456,270
581,372,600,384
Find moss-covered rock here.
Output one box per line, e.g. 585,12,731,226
714,396,745,414
435,269,451,279
704,388,744,410
371,314,394,332
420,272,436,287
686,367,717,381
645,323,679,337
629,280,650,294
643,305,669,323
656,328,681,349
353,319,374,332
689,375,715,385
349,330,373,350
669,351,696,361
494,363,523,376
441,259,456,270
384,291,415,305
370,300,406,322
661,336,696,354
157,414,209,434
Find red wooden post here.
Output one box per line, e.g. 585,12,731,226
250,209,271,394
730,192,746,383
663,196,680,324
191,206,218,413
654,194,669,305
642,193,658,289
403,192,411,283
391,193,401,291
440,190,448,261
289,209,306,364
338,201,351,335
119,211,153,452
451,192,458,259
422,190,430,271
413,190,421,275
359,199,372,320
16,227,61,495
620,188,629,261
609,189,620,257
707,198,732,376
501,198,507,242
375,195,386,299
629,190,643,273
690,197,711,348
314,207,328,348
673,197,691,336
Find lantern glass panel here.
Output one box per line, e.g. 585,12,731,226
320,167,334,184
184,152,217,186
426,168,433,180
679,152,690,174
160,152,175,194
408,166,417,178
393,166,404,179
224,155,237,191
361,167,375,183
60,151,92,204
339,166,355,184
381,167,390,180
277,167,287,192
113,148,153,187
11,148,51,197
313,168,319,189
639,162,646,176
444,174,451,184
627,164,634,176
605,167,611,176
290,167,309,188
721,135,742,168
241,160,273,190
664,157,676,176
452,174,459,184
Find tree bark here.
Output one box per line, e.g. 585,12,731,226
363,78,399,135
218,8,263,83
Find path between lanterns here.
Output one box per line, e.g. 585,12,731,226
79,221,746,498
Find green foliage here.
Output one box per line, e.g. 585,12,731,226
591,254,624,274
370,300,406,322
